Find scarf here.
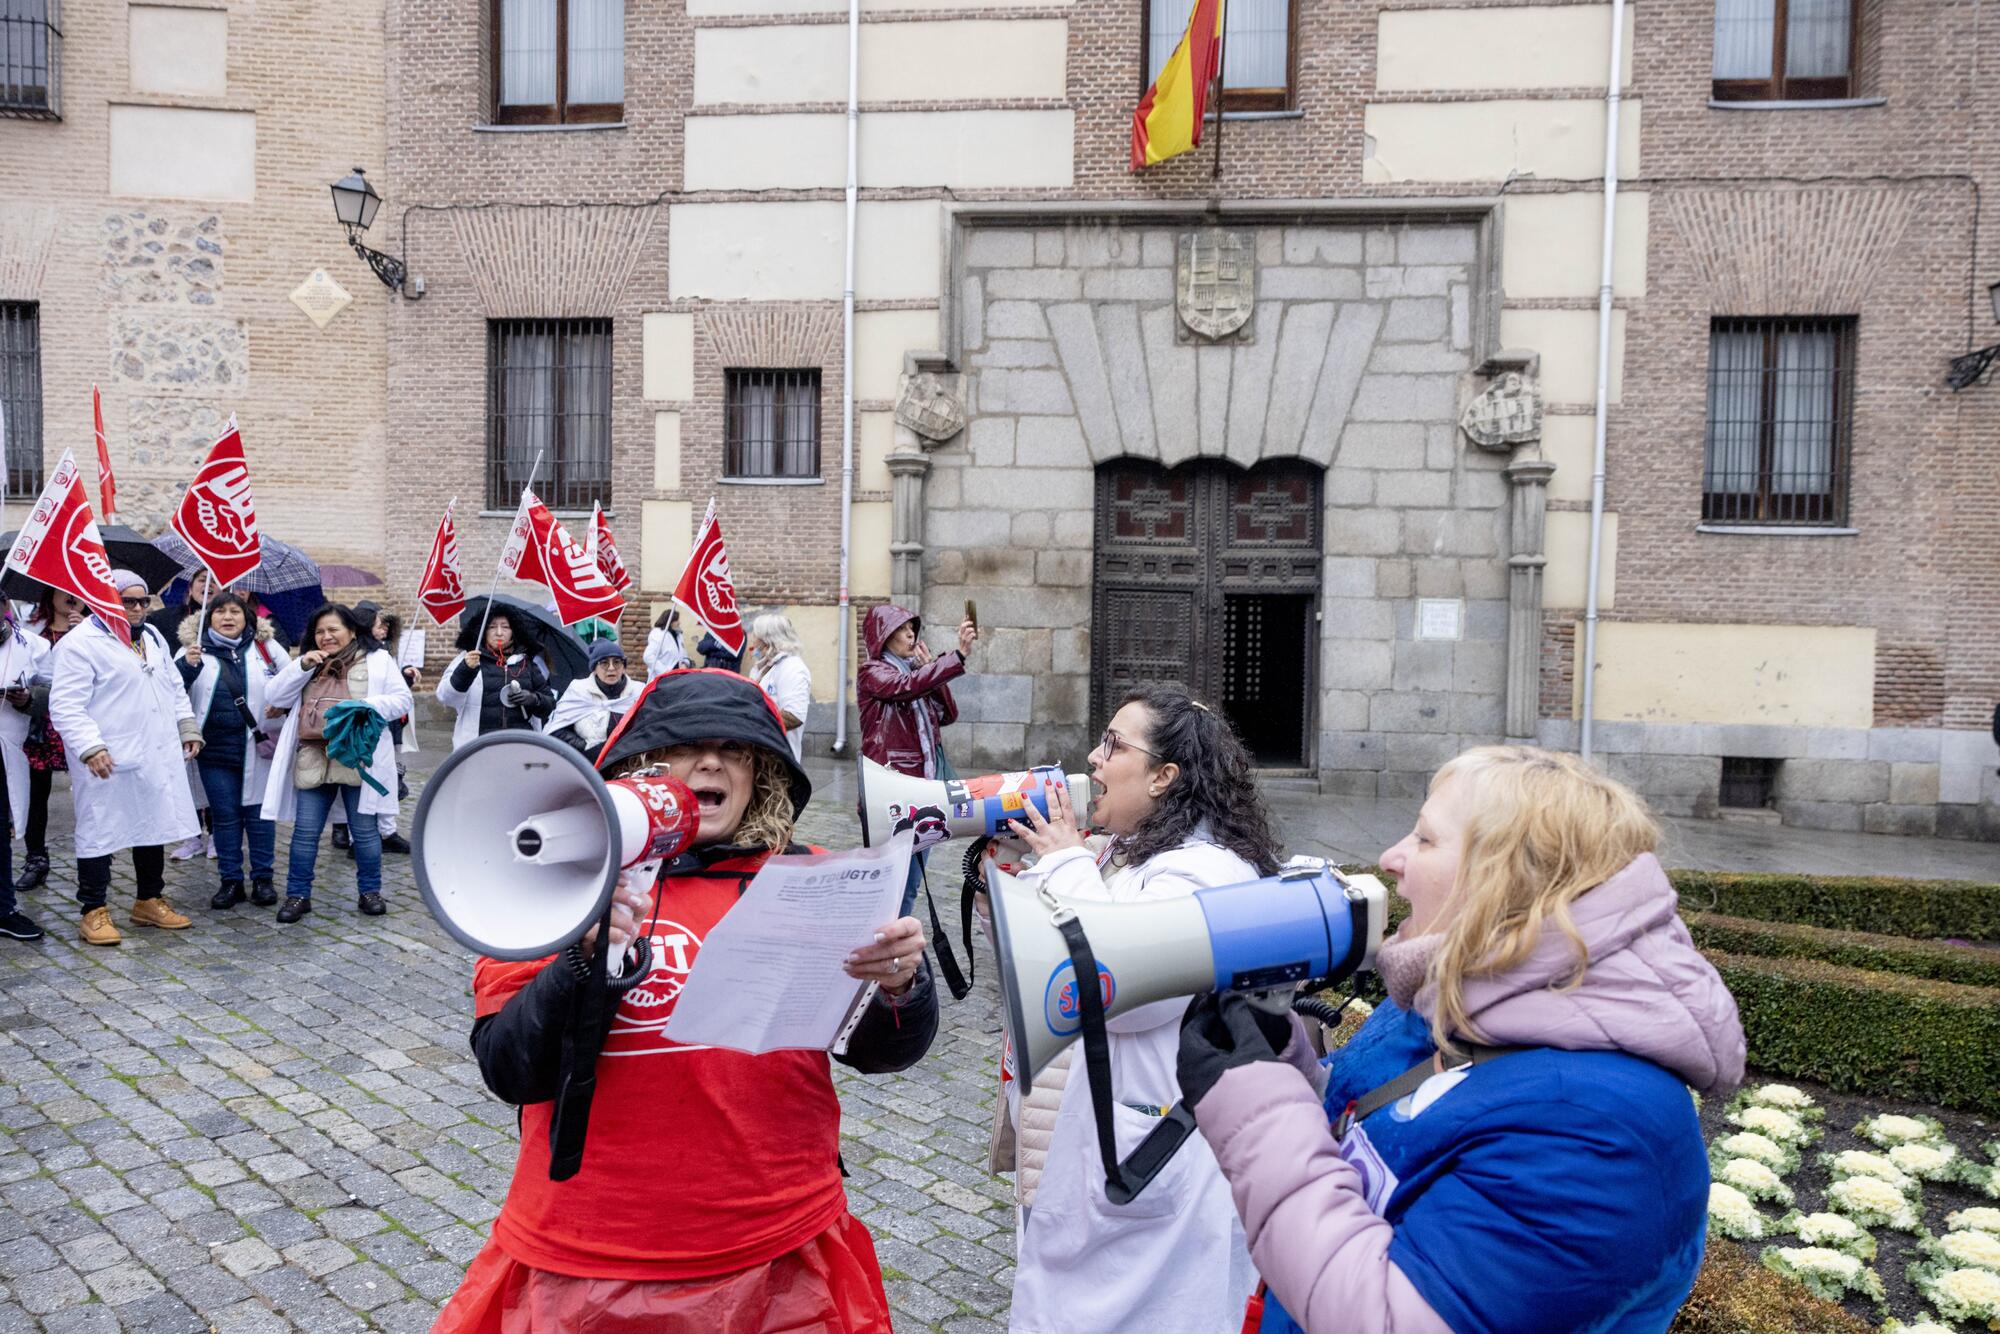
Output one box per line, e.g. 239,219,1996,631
1377,929,1444,1012
883,650,940,777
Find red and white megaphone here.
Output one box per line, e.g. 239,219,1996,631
413,730,699,960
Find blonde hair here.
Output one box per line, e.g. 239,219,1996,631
610,745,797,852
1423,746,1660,1055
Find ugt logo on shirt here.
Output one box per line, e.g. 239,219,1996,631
604,919,706,1056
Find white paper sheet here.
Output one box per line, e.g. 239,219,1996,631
662,832,914,1055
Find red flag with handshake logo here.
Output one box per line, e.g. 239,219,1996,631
6,450,131,644
674,499,744,656
172,417,261,588
417,498,468,625
500,488,626,626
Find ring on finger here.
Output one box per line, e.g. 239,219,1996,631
889,957,901,974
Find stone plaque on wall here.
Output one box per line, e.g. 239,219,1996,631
290,269,352,329
1175,229,1254,342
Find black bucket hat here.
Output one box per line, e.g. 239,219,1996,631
594,668,812,817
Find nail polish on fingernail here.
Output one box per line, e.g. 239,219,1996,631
874,933,885,944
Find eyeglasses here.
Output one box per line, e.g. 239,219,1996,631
119,596,151,609
1098,729,1160,762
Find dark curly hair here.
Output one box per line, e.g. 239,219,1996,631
1108,684,1282,876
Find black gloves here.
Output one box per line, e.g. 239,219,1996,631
1177,990,1293,1111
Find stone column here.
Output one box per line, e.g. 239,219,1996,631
1503,455,1555,741
887,435,930,603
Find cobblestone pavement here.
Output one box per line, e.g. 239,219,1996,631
0,760,1013,1333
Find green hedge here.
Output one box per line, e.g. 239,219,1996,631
1706,949,2000,1115
1672,870,2000,941
1685,912,2000,990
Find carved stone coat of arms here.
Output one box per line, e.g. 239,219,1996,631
1459,371,1543,452
1176,229,1255,342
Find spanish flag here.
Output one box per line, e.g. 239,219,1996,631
1130,0,1225,170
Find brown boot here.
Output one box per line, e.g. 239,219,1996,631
79,907,122,947
130,898,191,930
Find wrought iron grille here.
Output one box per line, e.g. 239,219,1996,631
1719,757,1780,809
1702,316,1854,526
724,369,820,480
0,0,60,119
485,318,613,512
0,303,44,500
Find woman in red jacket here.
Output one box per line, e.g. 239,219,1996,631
436,669,938,1332
857,604,976,914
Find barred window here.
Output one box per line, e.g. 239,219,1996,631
0,304,43,500
1,0,62,119
1144,0,1292,112
492,0,623,125
724,370,820,481
486,319,612,512
1703,317,1854,527
1712,0,1855,101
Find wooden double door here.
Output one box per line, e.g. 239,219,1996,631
1090,459,1322,768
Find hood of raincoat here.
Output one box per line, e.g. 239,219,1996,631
862,604,919,660
594,667,811,817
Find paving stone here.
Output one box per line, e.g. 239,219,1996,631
213,1236,282,1278
83,1261,164,1305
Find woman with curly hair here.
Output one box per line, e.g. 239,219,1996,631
436,668,939,1332
1001,683,1279,1334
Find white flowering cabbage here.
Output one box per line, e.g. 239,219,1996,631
1956,1160,2000,1199
1717,1157,1794,1206
1821,1149,1917,1194
1911,1263,2000,1324
1856,1113,1945,1148
1743,1083,1815,1111
1775,1210,1875,1260
1710,1132,1795,1173
1728,1105,1814,1146
1880,1320,1958,1334
1758,1245,1883,1304
1707,1183,1765,1241
1887,1140,1959,1181
1932,1228,2000,1274
1824,1175,1920,1231
1947,1206,2000,1237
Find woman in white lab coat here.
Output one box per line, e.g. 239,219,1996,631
49,572,203,947
0,618,49,941
1003,684,1279,1334
748,611,812,761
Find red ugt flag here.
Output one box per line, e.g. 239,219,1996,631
674,499,744,656
92,385,117,523
502,489,626,625
417,500,468,625
172,417,260,587
6,450,131,645
589,502,634,596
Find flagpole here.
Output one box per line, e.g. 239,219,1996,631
471,452,544,662
1211,0,1228,180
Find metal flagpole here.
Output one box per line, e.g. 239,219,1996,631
1211,0,1228,179
471,450,545,662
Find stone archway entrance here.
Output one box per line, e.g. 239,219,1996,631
1090,458,1322,767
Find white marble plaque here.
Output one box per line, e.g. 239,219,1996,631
290,269,352,329
1416,598,1464,642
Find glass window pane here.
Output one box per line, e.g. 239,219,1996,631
1146,0,1284,90
500,0,556,106
567,0,623,104
1704,328,1762,496
1771,328,1836,494
1785,0,1850,78
561,327,612,502
1712,0,1775,80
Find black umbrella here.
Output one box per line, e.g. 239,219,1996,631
455,595,589,682
0,524,184,601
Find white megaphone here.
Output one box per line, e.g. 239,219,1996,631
413,730,700,960
856,755,1093,851
987,859,1389,1085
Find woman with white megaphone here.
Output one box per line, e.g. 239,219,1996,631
1002,683,1279,1334
435,667,939,1334
1175,747,1745,1334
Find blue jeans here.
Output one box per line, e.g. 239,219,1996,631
199,759,276,884
287,783,380,901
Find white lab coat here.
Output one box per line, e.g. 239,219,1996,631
177,635,292,807
545,674,639,751
434,652,540,751
644,626,687,678
49,618,200,859
0,627,50,833
1008,839,1259,1334
753,652,812,761
259,649,412,823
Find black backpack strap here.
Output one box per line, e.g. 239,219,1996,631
1336,1043,1528,1138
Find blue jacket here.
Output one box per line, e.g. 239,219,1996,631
1260,1002,1709,1334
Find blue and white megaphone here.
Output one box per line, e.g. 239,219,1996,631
987,859,1389,1084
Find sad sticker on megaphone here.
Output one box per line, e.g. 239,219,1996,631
1045,959,1117,1038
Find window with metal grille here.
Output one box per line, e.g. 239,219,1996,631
1143,0,1292,112
485,319,612,512
724,370,821,481
0,304,44,500
1702,317,1854,526
1712,0,1855,101
1719,757,1780,809
491,0,623,125
1,0,61,119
